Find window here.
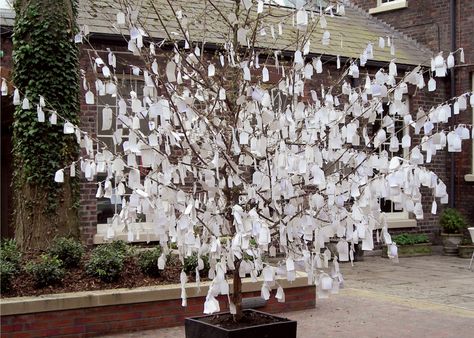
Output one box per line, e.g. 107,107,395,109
465,73,474,181
369,0,408,15
373,99,416,228
265,0,332,12
90,50,161,243
96,75,157,224
267,0,328,8
377,103,407,213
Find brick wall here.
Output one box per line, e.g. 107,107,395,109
77,46,99,246
4,1,471,244
349,0,474,228
0,285,315,338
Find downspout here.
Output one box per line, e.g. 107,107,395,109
449,0,456,208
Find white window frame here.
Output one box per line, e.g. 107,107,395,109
369,0,408,15
465,73,474,181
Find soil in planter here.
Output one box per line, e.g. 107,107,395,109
201,311,287,330
1,252,205,298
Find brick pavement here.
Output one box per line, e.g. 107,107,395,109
102,255,474,338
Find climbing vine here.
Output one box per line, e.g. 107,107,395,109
12,0,80,245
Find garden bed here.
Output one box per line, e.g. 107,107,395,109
1,253,186,298
1,239,205,299
382,233,433,258
382,243,433,258
1,239,315,337
0,275,315,338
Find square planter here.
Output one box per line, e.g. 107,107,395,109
382,243,432,258
458,245,474,259
185,309,297,338
441,233,464,256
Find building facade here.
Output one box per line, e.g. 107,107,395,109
1,0,471,246
350,0,474,231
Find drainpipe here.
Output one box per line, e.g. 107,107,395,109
449,0,456,208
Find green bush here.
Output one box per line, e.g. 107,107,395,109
48,237,84,268
109,240,133,256
0,260,17,292
392,233,429,246
440,208,468,234
1,239,22,271
183,253,209,274
138,246,164,277
26,254,65,287
85,242,128,282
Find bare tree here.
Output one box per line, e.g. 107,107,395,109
8,0,470,321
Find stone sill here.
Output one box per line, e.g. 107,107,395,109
93,233,160,244
0,273,309,316
464,174,474,182
369,0,408,14
375,217,417,229
93,222,157,244
387,218,417,229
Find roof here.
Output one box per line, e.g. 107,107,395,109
2,0,433,66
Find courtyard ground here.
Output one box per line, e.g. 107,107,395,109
102,255,474,338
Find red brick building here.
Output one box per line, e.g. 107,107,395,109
350,0,474,232
1,0,471,245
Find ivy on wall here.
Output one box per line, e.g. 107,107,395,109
12,0,80,244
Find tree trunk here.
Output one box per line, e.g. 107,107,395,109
14,177,79,250
12,0,80,250
232,259,243,321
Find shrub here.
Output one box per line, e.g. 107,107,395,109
109,240,132,256
85,242,128,282
0,260,16,292
392,233,429,246
1,239,22,271
440,208,468,234
138,246,164,277
48,237,84,268
26,254,65,287
183,253,209,274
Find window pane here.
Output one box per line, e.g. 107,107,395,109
94,65,155,223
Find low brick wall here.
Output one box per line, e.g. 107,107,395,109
1,277,315,337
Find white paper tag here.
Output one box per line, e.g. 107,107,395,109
54,169,64,183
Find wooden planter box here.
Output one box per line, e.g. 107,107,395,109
382,243,433,258
0,275,315,338
441,233,464,256
185,309,297,338
458,245,474,259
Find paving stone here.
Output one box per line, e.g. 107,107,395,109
101,255,474,338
